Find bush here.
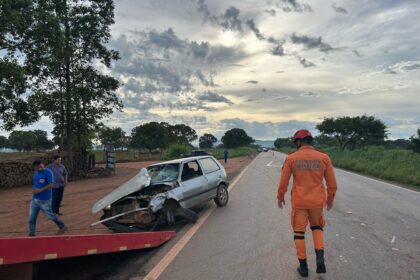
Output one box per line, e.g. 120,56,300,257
162,144,192,160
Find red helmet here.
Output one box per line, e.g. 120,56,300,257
292,129,313,141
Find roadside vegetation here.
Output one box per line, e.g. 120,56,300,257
275,116,420,188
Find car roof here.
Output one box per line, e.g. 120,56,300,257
149,155,215,166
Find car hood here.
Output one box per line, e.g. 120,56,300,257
91,168,151,214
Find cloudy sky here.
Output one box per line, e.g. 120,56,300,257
6,0,420,140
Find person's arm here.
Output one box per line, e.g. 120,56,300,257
277,157,292,208
324,156,337,210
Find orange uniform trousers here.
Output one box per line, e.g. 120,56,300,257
292,208,325,260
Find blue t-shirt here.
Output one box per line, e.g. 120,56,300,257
33,169,54,200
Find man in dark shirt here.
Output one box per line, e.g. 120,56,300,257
47,156,68,215
29,159,67,236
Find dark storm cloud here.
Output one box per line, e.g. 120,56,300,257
297,57,316,68
111,28,245,112
246,19,286,56
196,0,211,21
332,3,348,14
352,49,364,58
265,9,277,16
194,70,216,87
301,91,320,97
246,80,259,84
148,28,184,50
383,60,420,74
276,0,313,13
197,91,233,105
401,63,420,71
246,19,265,40
211,6,243,32
291,33,335,53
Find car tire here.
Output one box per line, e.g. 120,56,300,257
173,207,198,223
214,184,229,207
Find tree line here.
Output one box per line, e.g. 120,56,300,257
98,123,254,151
0,130,54,151
274,115,420,154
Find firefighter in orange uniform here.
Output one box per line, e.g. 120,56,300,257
277,129,337,277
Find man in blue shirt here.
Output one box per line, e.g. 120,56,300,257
47,156,68,215
29,159,67,236
223,149,229,164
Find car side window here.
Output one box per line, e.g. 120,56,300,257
181,161,203,181
199,158,220,174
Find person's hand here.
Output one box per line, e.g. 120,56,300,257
33,188,42,194
277,199,285,209
326,199,334,211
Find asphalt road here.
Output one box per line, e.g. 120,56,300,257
149,151,420,280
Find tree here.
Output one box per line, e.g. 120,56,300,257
168,124,197,144
131,122,169,154
98,127,126,149
0,0,121,171
32,129,54,150
221,128,254,148
8,130,53,151
8,131,36,151
316,115,387,150
0,135,10,148
274,138,294,149
410,129,420,154
314,135,337,148
199,133,218,148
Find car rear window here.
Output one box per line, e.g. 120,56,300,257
199,158,220,173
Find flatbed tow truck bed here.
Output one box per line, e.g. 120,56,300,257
0,231,176,279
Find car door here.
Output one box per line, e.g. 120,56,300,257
199,157,222,199
179,160,208,208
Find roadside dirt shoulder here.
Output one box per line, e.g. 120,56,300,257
0,156,253,237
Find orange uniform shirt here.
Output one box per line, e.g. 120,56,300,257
277,146,337,209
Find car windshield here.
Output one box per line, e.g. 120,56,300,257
147,163,180,183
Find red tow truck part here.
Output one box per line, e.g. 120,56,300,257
0,231,176,266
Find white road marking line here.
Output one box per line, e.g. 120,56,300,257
143,160,254,280
391,235,396,244
266,159,274,166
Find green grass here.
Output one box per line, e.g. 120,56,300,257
276,145,420,188
325,146,420,187
204,147,256,160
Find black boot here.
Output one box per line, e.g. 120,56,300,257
297,259,309,277
315,249,326,273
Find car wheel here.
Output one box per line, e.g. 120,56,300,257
173,207,198,223
214,184,229,207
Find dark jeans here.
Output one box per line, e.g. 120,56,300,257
224,156,228,163
52,187,64,214
28,198,65,236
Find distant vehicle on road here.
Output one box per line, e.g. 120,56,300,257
263,148,269,152
92,156,229,232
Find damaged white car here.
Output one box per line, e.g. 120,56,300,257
91,156,229,232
